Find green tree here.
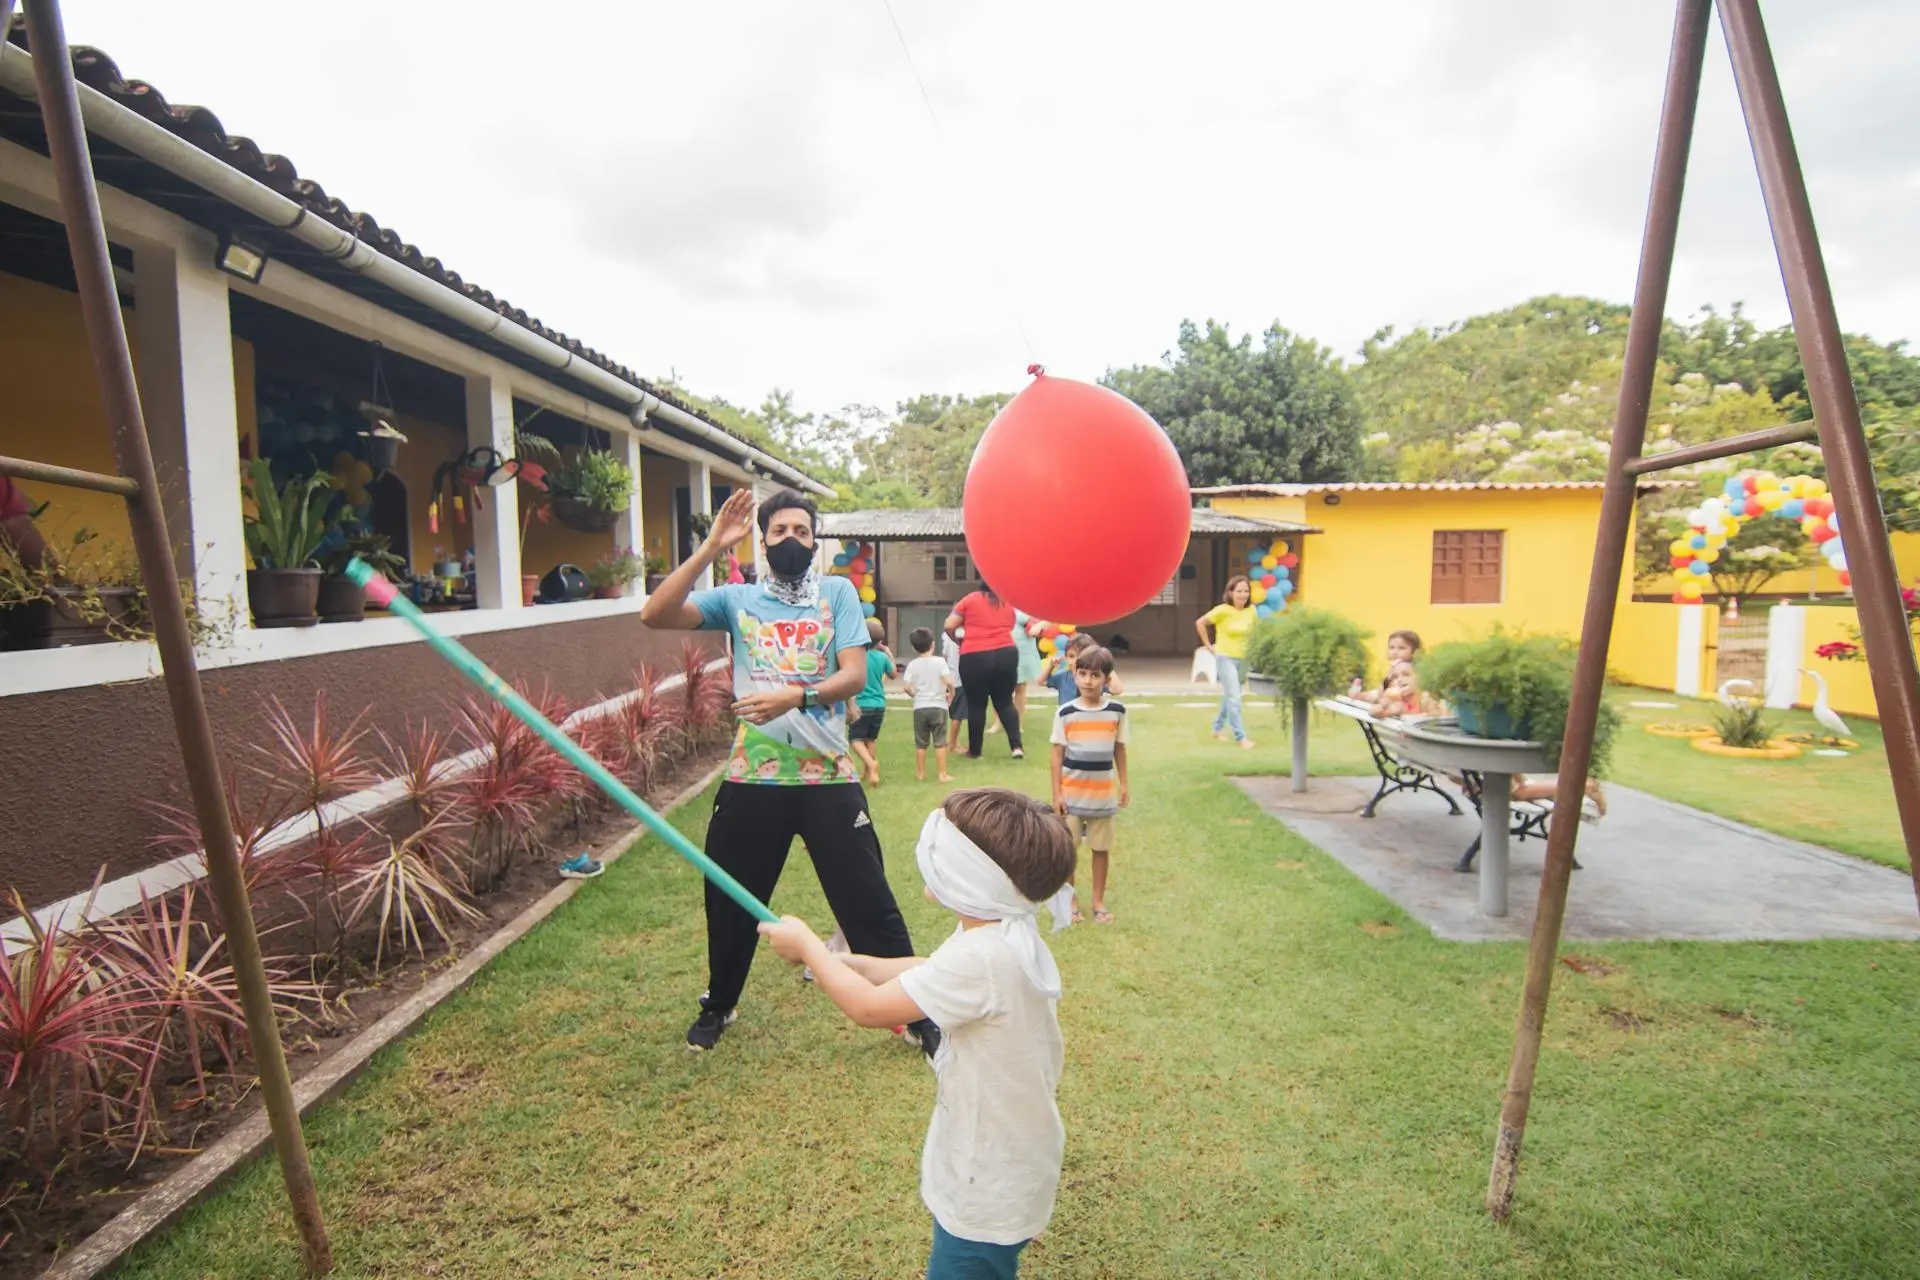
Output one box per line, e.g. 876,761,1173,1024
1103,319,1362,487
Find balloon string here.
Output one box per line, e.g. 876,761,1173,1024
878,0,1038,368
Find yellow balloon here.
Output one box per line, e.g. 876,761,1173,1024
1801,517,1823,536
1701,548,1719,563
1261,555,1278,569
1038,638,1055,655
1058,624,1076,634
1758,489,1785,510
1251,584,1268,604
1679,579,1704,598
1806,477,1828,497
1272,540,1290,557
858,586,876,603
1755,472,1780,491
1668,538,1691,555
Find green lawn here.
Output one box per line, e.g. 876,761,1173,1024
125,701,1920,1278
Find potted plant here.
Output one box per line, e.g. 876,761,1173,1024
585,549,645,599
644,550,670,594
1244,608,1372,791
242,457,334,628
544,449,634,533
1419,628,1623,770
0,526,141,649
317,530,407,623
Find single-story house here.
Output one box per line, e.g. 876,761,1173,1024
817,506,1318,656
0,27,826,917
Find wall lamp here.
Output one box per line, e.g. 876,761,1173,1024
214,229,270,284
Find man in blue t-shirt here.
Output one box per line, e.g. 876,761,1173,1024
640,487,935,1057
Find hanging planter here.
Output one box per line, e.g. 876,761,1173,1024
544,449,633,534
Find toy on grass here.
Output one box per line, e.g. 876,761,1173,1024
962,366,1190,625
343,558,776,924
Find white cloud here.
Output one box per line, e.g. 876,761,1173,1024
60,0,1920,421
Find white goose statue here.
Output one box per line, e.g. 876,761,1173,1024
1800,668,1852,744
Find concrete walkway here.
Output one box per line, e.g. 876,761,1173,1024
1235,774,1920,943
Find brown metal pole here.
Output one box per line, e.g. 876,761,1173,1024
0,453,142,496
1485,0,1713,1222
1620,419,1819,475
20,3,335,1272
1717,0,1920,904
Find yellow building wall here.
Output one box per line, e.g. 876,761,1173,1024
1210,488,1634,682
641,453,679,570
1608,599,1683,689
1798,604,1901,721
1,271,256,564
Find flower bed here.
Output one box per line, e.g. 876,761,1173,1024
1689,735,1803,760
1645,722,1716,739
0,642,733,1279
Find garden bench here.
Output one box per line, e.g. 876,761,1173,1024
1449,773,1593,874
1316,697,1464,819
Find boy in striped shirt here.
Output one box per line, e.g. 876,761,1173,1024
1049,645,1129,925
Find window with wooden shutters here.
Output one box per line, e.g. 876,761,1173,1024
1431,531,1504,604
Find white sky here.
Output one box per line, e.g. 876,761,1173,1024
63,0,1920,419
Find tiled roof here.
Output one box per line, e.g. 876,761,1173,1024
0,22,795,472
820,507,1318,540
1193,480,1682,496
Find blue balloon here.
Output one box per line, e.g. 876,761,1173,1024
861,602,876,617
1689,534,1707,550
1278,580,1295,597
1246,549,1266,565
833,553,852,567
1689,559,1709,575
1724,477,1745,499
1273,566,1290,580
1781,499,1804,520
1256,602,1275,617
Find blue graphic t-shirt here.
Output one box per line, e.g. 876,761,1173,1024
694,577,868,785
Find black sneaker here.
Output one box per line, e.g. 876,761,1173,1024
902,1018,942,1061
686,1005,736,1052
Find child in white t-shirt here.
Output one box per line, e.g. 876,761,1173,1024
759,787,1078,1279
901,626,958,782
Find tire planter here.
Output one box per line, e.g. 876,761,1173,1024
550,495,621,533
1645,722,1716,739
1781,732,1859,751
0,587,138,649
247,567,321,628
1689,735,1802,760
316,575,367,623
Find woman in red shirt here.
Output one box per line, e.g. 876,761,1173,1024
943,582,1023,759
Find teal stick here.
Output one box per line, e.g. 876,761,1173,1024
345,559,776,924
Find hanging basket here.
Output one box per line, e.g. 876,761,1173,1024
549,495,621,533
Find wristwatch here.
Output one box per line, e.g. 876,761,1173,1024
801,687,819,711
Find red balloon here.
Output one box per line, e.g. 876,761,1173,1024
1670,554,1692,568
963,372,1190,624
1811,524,1838,544
1742,473,1760,494
848,558,868,576
1838,570,1852,587
1744,498,1765,517
1279,554,1298,569
1804,498,1833,518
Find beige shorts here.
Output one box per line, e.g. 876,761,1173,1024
1071,816,1115,852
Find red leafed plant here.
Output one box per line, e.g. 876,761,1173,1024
83,886,318,1155
376,718,469,892
1816,640,1862,663
252,692,377,841
342,818,482,973
147,766,303,914
630,663,689,769
678,640,731,747
0,894,156,1166
455,695,548,891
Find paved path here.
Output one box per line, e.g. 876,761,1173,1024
1235,774,1920,943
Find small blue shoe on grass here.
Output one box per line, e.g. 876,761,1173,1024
558,854,604,880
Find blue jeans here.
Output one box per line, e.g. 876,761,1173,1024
928,1221,1028,1279
1213,655,1246,741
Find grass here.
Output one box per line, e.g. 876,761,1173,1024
122,698,1919,1278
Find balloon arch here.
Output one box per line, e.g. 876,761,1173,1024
1667,469,1847,603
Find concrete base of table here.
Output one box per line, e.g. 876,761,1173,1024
1234,775,1920,943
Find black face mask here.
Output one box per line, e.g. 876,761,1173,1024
765,536,814,579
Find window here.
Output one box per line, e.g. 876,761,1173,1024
932,555,948,583
1432,531,1504,604
1146,574,1179,606
955,553,971,580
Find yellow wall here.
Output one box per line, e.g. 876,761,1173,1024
1,270,256,565
1211,488,1635,681
1608,599,1683,689
1798,604,1904,721
641,452,679,570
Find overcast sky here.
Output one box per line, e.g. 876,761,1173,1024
64,0,1919,420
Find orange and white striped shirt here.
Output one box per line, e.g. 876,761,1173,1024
1050,697,1129,817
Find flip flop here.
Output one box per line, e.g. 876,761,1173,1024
1071,906,1084,925
1093,910,1115,925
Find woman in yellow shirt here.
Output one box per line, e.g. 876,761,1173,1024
1195,575,1259,749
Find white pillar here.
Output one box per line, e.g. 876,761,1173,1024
1674,604,1705,697
465,374,520,609
1764,601,1806,708
135,243,250,636
691,456,714,590
614,430,644,596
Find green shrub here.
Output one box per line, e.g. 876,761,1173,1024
1710,697,1777,748
1244,608,1372,701
1418,627,1622,772
546,449,635,514
242,458,334,570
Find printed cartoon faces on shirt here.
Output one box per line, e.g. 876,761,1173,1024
738,608,834,680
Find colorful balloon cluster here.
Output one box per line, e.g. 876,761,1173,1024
1243,538,1298,619
1670,470,1845,603
827,540,880,618
1030,619,1079,657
